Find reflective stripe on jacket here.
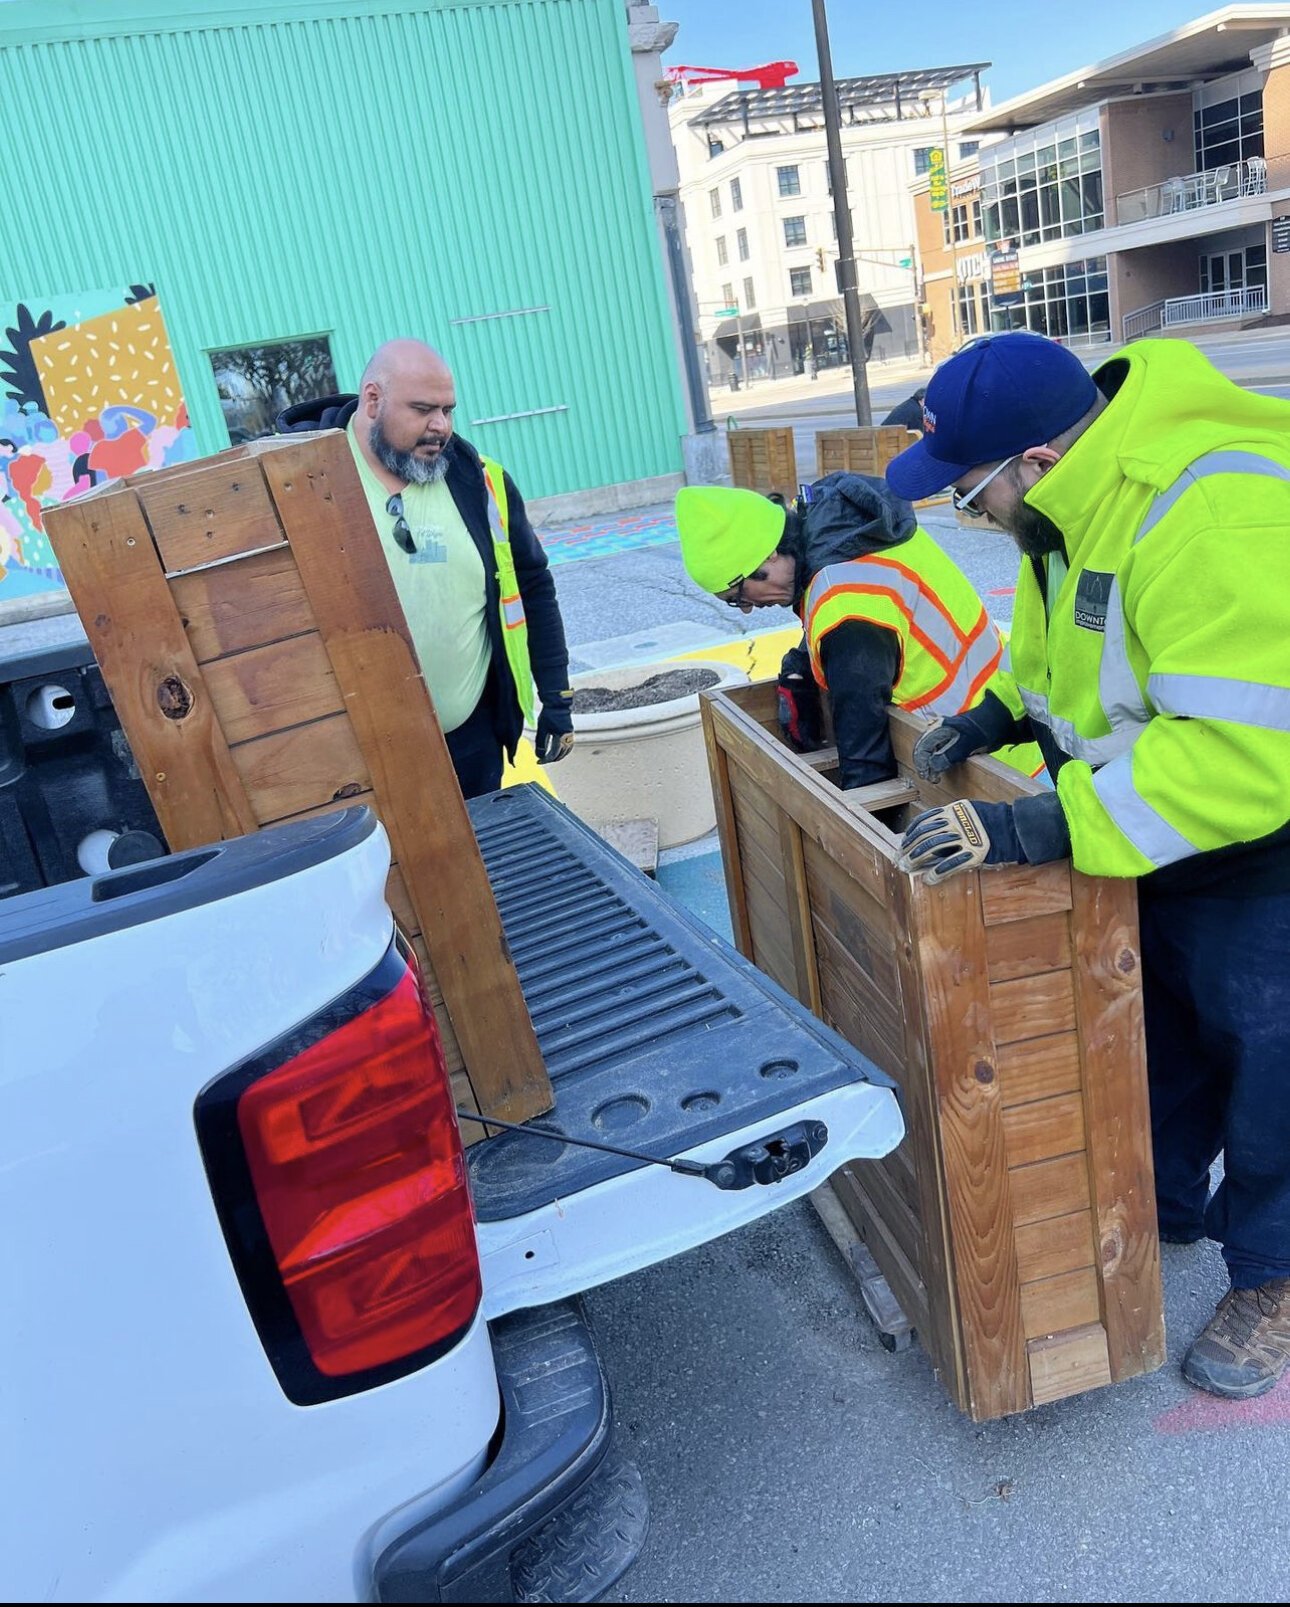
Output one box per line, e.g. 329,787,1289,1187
802,525,1010,719
481,455,534,724
1011,339,1290,878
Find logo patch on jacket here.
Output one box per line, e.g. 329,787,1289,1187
1073,569,1114,633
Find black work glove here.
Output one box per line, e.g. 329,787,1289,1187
535,694,575,764
897,792,1069,885
777,673,824,752
911,692,1022,783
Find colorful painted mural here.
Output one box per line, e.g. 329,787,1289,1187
0,286,197,600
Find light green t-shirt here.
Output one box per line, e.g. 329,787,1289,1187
347,423,491,734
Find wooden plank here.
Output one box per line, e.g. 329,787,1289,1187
802,850,902,998
232,712,371,824
1069,871,1165,1383
980,861,1074,926
1009,1153,1092,1226
830,1164,931,1342
257,433,551,1125
1015,1210,1097,1284
1002,1091,1087,1170
201,633,344,744
778,813,823,1016
385,864,419,936
985,911,1072,984
997,1033,1084,1109
743,873,799,995
1027,1324,1112,1406
135,457,286,573
990,969,1078,1045
171,545,316,662
841,778,919,814
1020,1266,1102,1340
888,706,1043,808
836,1153,925,1284
702,705,755,958
42,489,260,851
911,867,1027,1419
812,920,907,1078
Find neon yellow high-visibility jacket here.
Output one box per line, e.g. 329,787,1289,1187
1013,338,1290,879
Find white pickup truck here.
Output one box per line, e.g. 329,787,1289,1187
0,632,903,1604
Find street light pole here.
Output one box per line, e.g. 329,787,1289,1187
810,0,872,426
928,88,962,344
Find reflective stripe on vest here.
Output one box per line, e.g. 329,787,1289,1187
1055,449,1290,866
480,456,535,724
803,548,1002,717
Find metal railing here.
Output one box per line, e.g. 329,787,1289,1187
1114,157,1269,226
1122,285,1268,342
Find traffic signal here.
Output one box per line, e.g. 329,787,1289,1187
815,247,825,271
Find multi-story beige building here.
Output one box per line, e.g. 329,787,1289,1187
668,65,990,387
911,5,1290,351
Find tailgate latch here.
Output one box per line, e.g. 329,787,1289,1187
703,1120,828,1191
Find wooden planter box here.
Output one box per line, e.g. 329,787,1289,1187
814,425,916,480
701,680,1164,1420
727,426,798,498
44,433,552,1134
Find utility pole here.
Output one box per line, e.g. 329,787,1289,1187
922,87,961,344
810,0,872,426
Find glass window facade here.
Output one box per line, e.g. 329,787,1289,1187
743,276,756,310
709,188,722,219
913,147,934,176
989,256,1110,342
716,236,728,266
789,266,812,297
783,215,807,247
777,165,801,197
1194,91,1264,171
737,227,749,261
981,115,1103,246
1200,241,1267,294
731,177,743,211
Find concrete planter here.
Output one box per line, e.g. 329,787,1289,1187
533,659,752,848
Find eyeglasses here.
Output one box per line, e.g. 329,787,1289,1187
386,492,415,554
952,455,1018,518
725,577,748,608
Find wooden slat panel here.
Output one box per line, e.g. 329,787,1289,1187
990,969,1078,1045
838,1154,926,1285
1015,1210,1097,1284
813,920,907,1080
172,545,316,662
136,458,286,572
232,712,371,824
258,434,551,1126
912,868,1028,1420
985,911,1072,983
701,706,754,959
202,633,344,744
1069,872,1165,1383
1020,1266,1102,1340
830,1163,932,1342
804,868,902,1002
1002,1092,1086,1169
1009,1153,1092,1226
997,1033,1083,1108
778,814,823,1014
979,861,1074,926
743,873,798,995
43,488,260,851
1027,1323,1112,1405
887,705,1043,809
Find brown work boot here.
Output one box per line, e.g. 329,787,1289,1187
1182,1278,1290,1399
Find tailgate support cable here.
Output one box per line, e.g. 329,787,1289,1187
456,1107,829,1192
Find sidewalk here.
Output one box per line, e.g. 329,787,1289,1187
719,352,932,418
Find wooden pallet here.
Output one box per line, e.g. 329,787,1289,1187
701,679,1164,1420
44,432,553,1133
727,427,798,498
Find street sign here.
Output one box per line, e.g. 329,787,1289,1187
715,305,740,318
1273,215,1290,254
928,147,948,213
989,244,1023,308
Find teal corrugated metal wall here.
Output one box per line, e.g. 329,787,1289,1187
0,0,686,497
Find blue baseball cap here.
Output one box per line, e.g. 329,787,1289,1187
886,333,1099,502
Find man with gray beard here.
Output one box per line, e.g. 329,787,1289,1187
278,340,573,796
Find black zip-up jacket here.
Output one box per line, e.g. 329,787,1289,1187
276,394,570,761
778,472,928,790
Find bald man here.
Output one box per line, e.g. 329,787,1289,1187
277,341,573,796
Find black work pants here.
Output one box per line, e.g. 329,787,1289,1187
444,688,504,800
1142,888,1290,1288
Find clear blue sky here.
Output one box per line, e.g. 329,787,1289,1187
661,1,1219,103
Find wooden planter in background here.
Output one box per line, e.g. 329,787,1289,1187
44,433,553,1134
814,425,916,480
727,426,798,498
701,680,1164,1420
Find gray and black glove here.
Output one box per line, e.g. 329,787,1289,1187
911,691,1024,783
897,792,1069,885
535,693,575,764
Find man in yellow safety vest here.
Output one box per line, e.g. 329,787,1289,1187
887,331,1290,1401
674,474,1040,792
278,340,573,797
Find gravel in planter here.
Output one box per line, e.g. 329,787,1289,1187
573,668,723,714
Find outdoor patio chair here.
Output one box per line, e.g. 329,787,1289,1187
1244,155,1268,195
1161,176,1186,214
1207,165,1233,203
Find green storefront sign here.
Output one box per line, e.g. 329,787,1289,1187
928,147,949,213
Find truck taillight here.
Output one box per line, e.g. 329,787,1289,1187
197,945,482,1404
